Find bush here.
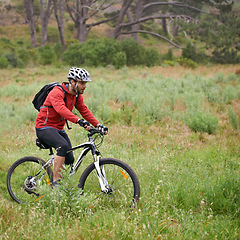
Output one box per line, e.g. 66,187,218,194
177,57,198,69
63,39,121,67
53,43,64,60
17,48,30,66
0,56,8,68
222,85,238,104
63,38,160,67
120,38,145,66
161,48,174,61
62,43,83,65
113,51,127,69
144,48,160,67
182,43,207,63
185,109,219,134
5,52,17,67
71,39,120,67
63,39,159,68
38,44,55,65
162,60,175,67
228,106,238,130
212,48,240,64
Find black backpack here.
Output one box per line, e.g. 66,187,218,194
32,82,72,129
32,82,66,111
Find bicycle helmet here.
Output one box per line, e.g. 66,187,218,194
67,67,92,82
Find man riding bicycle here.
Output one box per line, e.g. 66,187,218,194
35,67,108,185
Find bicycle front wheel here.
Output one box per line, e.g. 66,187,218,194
6,156,53,204
78,158,140,208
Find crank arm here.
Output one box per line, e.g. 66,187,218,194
25,189,40,197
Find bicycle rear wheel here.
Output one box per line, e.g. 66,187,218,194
6,156,53,204
78,158,140,209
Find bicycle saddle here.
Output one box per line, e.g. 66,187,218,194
36,138,51,149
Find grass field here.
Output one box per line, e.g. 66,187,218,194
0,65,240,239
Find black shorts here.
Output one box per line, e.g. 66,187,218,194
36,127,74,165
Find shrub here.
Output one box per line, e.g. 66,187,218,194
100,38,121,66
63,38,159,67
162,48,174,61
185,109,219,134
53,43,64,60
222,85,238,104
120,38,145,66
113,51,127,69
62,43,83,65
144,48,160,67
212,48,240,64
162,60,175,67
182,42,207,63
206,85,221,103
177,57,198,69
63,39,121,67
38,44,55,65
5,52,17,67
0,56,8,68
228,106,238,130
17,48,30,66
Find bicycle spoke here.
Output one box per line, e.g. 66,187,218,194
7,157,53,203
79,158,140,209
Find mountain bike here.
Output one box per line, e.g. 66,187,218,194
6,127,140,208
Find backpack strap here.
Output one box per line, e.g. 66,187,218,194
58,85,72,130
42,85,72,130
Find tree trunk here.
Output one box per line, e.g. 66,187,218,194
40,0,52,46
162,17,168,35
53,0,65,50
24,0,37,47
114,0,134,39
173,25,179,37
77,0,89,42
66,0,119,43
131,0,143,41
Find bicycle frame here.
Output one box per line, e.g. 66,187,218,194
41,130,109,192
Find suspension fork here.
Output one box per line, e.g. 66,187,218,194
93,153,109,193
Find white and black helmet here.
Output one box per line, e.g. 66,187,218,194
67,67,92,82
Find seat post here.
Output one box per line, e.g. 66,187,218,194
49,147,54,156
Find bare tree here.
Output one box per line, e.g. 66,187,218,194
53,0,65,50
40,0,53,45
114,0,134,39
24,0,37,47
66,0,120,42
114,1,209,48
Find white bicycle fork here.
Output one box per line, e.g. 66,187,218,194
93,155,109,193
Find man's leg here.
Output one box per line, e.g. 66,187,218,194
36,128,73,183
53,155,65,182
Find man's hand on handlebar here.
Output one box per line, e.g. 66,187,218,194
77,119,91,131
78,120,108,134
97,124,108,135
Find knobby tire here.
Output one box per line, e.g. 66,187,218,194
78,158,140,209
6,156,53,204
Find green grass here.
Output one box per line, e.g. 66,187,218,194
0,66,240,239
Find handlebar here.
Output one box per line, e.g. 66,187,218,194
88,126,106,137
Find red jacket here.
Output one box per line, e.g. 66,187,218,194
35,82,99,130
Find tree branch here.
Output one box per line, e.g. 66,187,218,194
119,14,196,28
86,14,119,28
142,1,209,14
116,30,182,49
